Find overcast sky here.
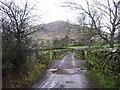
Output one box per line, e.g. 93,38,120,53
31,0,80,24
12,0,84,24
10,0,119,24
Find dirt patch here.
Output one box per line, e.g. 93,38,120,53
51,69,67,74
65,81,75,83
75,60,86,68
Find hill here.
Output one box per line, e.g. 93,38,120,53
31,20,110,46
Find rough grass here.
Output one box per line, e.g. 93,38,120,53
20,64,46,87
3,49,53,88
74,50,86,60
85,71,118,88
3,63,47,88
74,53,81,60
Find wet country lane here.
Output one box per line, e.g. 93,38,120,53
32,53,92,88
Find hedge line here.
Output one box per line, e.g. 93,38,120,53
86,48,120,88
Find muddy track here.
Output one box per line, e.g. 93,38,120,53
32,53,94,88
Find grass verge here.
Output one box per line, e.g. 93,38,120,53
85,70,120,88
20,64,47,87
4,63,47,88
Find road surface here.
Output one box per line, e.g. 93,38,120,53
32,53,92,88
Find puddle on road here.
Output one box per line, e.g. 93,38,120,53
47,74,89,88
65,68,86,74
39,68,89,88
33,53,95,88
50,68,86,74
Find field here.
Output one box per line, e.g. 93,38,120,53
67,44,120,49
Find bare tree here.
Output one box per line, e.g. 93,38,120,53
77,13,98,46
94,0,120,48
63,20,73,46
0,0,43,69
63,0,120,48
118,1,120,47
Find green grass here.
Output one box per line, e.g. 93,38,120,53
74,53,81,60
68,45,89,49
18,64,46,87
67,44,120,49
101,44,119,48
3,63,47,88
86,70,119,88
74,51,86,60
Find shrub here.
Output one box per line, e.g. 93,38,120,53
74,49,86,60
86,49,120,88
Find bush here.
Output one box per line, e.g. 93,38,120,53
86,49,120,88
39,52,51,68
74,49,86,60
